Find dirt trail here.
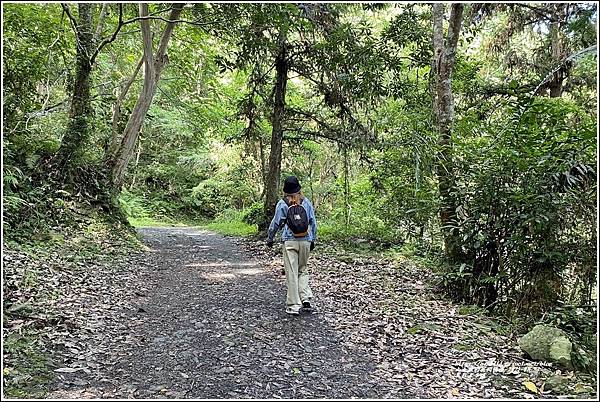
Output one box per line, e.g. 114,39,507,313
48,227,390,399
46,226,595,399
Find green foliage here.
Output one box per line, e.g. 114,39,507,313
437,95,596,314
188,175,257,218
202,208,258,237
2,329,53,398
2,4,70,132
118,189,150,219
241,202,265,225
367,99,439,244
380,5,433,70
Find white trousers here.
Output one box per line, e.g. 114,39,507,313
282,240,313,312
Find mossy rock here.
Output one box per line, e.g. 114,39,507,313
518,324,573,369
549,337,573,368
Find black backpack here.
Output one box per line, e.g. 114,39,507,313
283,198,309,237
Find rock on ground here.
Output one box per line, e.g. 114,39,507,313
518,324,573,369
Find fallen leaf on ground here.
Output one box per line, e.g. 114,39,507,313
523,381,538,394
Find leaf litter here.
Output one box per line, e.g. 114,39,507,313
4,227,597,399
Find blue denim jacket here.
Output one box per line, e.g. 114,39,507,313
267,197,317,242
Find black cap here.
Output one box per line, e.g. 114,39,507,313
283,176,301,194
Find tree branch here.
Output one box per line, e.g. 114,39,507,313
90,5,244,66
111,55,144,134
61,3,83,53
446,4,464,62
90,4,123,65
139,3,154,76
514,4,558,23
120,14,239,29
156,4,185,60
61,3,79,35
284,128,352,147
93,3,109,44
286,108,355,146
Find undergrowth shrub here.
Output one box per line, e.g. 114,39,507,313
241,201,264,225
437,96,597,316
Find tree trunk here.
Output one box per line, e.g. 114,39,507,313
107,56,144,157
308,157,315,209
129,134,143,190
56,3,94,169
260,36,289,231
432,3,464,261
548,16,564,97
109,3,183,193
343,145,351,227
258,135,266,194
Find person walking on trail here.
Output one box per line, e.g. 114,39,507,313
266,176,317,316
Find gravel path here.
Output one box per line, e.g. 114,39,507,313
43,226,596,399
48,227,388,399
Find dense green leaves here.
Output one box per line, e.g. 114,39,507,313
440,95,596,313
3,4,72,158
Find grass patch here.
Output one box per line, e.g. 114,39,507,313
405,323,442,336
127,213,258,237
128,214,210,229
201,221,258,237
3,329,54,398
316,222,345,242
383,241,441,269
128,216,190,227
458,304,488,316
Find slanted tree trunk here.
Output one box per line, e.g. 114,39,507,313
107,56,144,157
129,133,143,190
432,3,464,261
56,3,94,170
109,3,184,193
261,34,289,231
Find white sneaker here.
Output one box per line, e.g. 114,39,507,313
286,308,300,316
